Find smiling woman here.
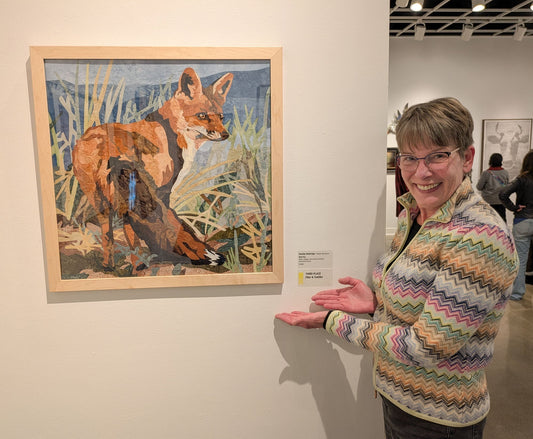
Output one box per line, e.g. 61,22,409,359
277,97,519,438
395,98,475,223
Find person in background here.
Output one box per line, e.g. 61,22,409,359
276,97,518,439
476,153,509,221
499,150,533,301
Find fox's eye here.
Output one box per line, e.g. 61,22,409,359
196,112,208,120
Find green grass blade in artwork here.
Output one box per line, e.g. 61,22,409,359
104,77,126,123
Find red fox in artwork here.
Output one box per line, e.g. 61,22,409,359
72,67,233,271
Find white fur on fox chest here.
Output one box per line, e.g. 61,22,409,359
172,136,198,191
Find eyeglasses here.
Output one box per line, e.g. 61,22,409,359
396,147,460,171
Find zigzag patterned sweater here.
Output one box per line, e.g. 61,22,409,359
324,178,518,427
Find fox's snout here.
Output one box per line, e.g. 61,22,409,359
188,125,229,141
208,129,229,141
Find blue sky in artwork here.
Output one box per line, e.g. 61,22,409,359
44,59,269,85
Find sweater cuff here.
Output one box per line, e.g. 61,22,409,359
322,310,335,329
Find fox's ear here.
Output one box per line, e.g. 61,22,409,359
206,73,233,106
176,68,202,100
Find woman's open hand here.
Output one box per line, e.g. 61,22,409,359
275,311,329,329
311,277,376,314
275,277,375,329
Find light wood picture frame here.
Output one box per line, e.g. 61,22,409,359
387,148,398,173
30,46,283,292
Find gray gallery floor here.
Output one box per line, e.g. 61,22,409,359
484,282,533,439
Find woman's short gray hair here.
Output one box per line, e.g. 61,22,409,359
395,97,474,157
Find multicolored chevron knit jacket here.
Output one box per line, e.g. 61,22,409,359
324,178,518,427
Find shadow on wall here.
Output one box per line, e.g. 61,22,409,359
273,319,381,438
272,185,388,437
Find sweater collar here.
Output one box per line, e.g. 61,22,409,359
398,177,474,224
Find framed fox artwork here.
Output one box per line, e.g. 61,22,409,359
30,46,283,292
480,118,532,182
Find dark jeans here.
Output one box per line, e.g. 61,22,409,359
381,396,486,439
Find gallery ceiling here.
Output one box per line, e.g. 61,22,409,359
390,0,533,39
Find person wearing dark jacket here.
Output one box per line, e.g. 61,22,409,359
499,150,533,300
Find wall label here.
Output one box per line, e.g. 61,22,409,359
297,251,332,286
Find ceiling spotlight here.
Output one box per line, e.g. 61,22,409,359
514,23,527,41
410,1,423,12
472,0,485,12
530,2,533,11
461,23,474,41
396,0,409,7
414,23,426,40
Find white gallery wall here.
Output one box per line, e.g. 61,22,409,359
0,1,389,438
386,38,533,234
